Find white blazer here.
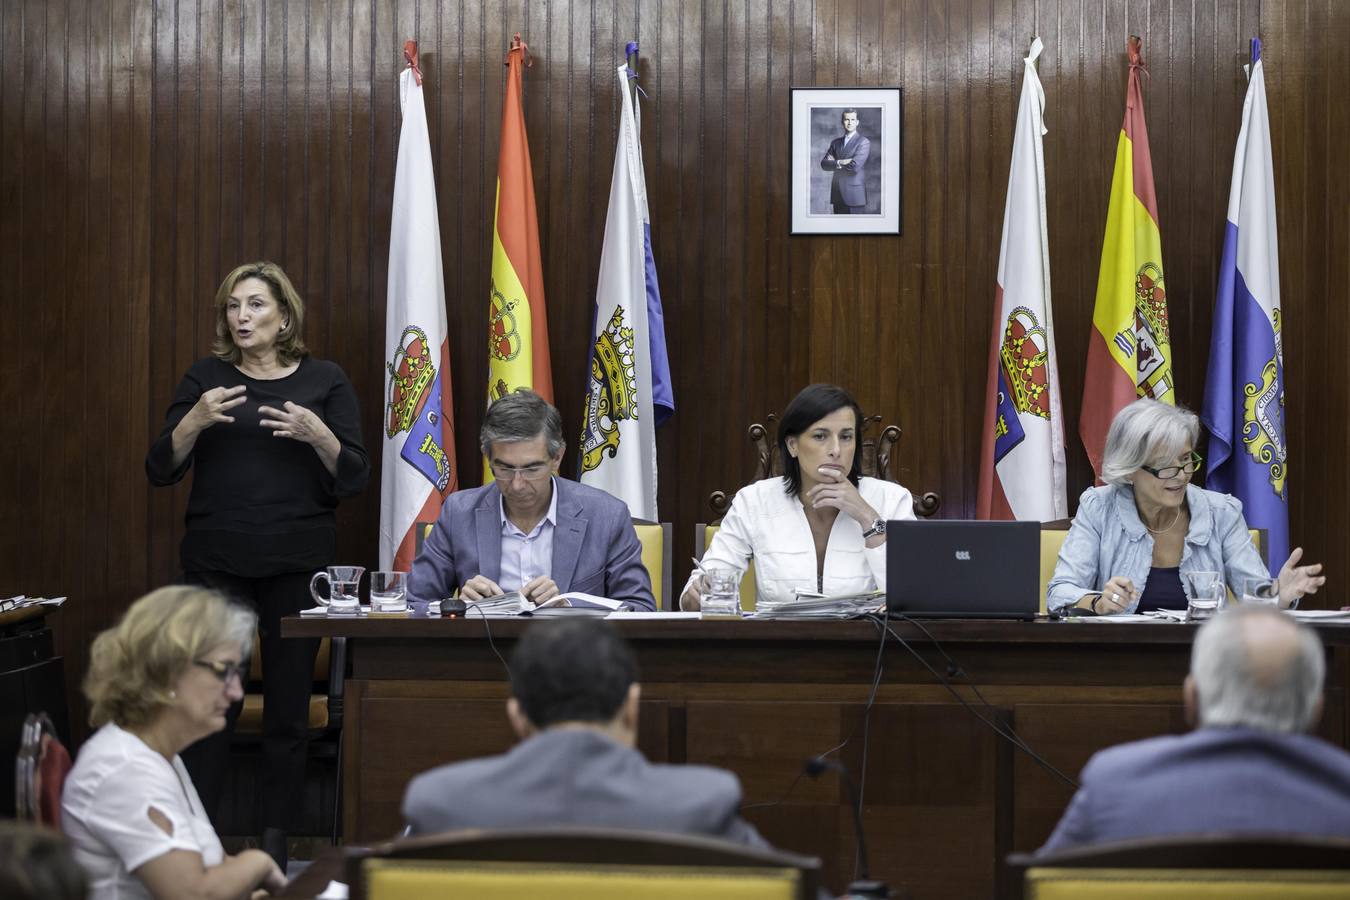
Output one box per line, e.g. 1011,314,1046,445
689,476,915,606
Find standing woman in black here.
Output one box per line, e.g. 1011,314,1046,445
145,261,369,867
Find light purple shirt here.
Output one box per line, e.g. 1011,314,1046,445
497,477,559,591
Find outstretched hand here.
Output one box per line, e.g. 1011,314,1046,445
1278,547,1326,607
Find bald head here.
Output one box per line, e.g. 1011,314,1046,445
1188,605,1325,733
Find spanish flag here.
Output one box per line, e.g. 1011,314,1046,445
486,34,553,413
1080,36,1174,479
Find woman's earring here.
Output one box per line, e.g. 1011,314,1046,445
169,690,176,700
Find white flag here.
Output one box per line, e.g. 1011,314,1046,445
380,42,457,570
578,62,674,520
976,36,1067,521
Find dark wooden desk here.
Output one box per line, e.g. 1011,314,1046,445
282,615,1350,899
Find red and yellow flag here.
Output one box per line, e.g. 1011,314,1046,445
1080,35,1174,479
487,34,553,412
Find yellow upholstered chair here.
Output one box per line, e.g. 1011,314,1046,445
1012,834,1350,899
632,519,673,610
694,523,758,611
347,827,821,900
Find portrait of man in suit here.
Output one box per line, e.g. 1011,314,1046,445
820,108,872,214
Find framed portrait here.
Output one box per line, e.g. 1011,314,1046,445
790,86,903,235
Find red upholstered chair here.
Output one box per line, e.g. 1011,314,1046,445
15,712,72,828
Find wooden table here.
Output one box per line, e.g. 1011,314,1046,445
282,614,1350,899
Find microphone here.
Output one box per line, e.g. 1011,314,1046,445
804,757,890,898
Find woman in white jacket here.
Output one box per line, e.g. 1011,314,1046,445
681,384,915,609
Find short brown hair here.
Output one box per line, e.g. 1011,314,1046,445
211,261,309,365
85,586,255,729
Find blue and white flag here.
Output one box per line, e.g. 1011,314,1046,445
1202,38,1287,576
578,55,674,521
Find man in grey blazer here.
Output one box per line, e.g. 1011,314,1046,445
401,618,767,845
1040,605,1350,852
820,108,871,214
407,389,655,611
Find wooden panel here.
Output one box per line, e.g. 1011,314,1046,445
2,0,1349,745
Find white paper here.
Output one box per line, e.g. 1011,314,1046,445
605,611,702,620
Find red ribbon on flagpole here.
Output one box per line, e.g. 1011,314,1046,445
404,39,423,86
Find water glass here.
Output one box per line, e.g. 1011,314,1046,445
370,570,409,614
310,565,364,615
1241,577,1281,607
1184,570,1224,623
699,569,740,617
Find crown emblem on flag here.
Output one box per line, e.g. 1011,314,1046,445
488,281,523,361
580,307,639,473
386,326,437,438
1134,262,1170,345
998,307,1051,420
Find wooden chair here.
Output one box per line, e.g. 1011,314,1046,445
632,519,673,610
1009,833,1350,898
14,712,71,828
234,633,347,842
706,413,941,519
345,826,822,900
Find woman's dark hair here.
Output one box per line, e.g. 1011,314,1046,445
509,619,638,729
777,383,865,497
0,821,88,900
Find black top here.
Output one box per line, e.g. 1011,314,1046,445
1136,566,1187,614
146,356,370,577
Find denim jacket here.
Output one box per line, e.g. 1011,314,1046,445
1046,483,1269,614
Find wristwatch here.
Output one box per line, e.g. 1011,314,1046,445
861,518,887,539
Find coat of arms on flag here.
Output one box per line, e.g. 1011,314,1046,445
581,306,640,473
386,325,451,492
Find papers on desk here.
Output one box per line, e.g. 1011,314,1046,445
466,591,626,617
0,595,67,613
606,610,702,621
753,590,885,620
1290,609,1350,622
1076,613,1175,623
315,882,348,899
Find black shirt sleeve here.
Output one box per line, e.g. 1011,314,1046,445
145,360,209,486
319,362,371,498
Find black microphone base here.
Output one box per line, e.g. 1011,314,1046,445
845,879,891,898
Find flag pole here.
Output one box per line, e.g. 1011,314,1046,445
625,41,639,106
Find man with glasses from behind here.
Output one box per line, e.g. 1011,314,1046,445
409,389,656,611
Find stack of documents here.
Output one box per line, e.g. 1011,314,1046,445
754,590,884,620
467,592,626,617
0,595,66,613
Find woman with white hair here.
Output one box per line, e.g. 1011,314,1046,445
1047,399,1325,615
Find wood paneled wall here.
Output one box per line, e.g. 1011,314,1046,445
2,0,1347,740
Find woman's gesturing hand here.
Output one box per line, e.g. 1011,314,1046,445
258,401,333,446
187,385,247,432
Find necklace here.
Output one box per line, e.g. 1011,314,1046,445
1144,507,1181,535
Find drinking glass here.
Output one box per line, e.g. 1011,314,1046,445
698,569,740,617
310,565,364,615
1241,577,1281,607
369,571,409,614
1183,570,1224,623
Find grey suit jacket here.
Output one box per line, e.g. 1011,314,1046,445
821,133,871,208
1040,726,1350,853
402,728,768,846
407,478,655,611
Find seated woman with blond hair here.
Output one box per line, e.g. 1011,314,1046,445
62,586,285,899
1048,398,1325,615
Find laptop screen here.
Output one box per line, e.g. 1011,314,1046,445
885,520,1040,618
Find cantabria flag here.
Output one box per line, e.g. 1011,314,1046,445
1080,35,1174,480
380,41,457,571
977,37,1067,522
578,53,674,520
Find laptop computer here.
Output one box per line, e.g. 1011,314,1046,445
886,520,1040,619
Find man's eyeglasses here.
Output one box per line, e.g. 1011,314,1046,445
1140,451,1203,481
490,462,552,482
194,659,246,684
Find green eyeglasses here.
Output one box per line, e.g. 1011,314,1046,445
1141,451,1203,481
